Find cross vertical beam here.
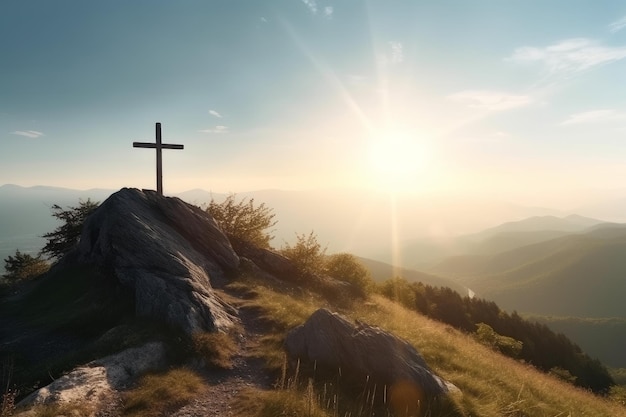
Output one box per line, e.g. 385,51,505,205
155,123,163,195
133,123,184,196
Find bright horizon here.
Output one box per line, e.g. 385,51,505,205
3,2,626,211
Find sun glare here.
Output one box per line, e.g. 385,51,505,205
367,130,432,191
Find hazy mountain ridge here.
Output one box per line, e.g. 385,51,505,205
430,226,626,317
355,256,468,295
399,214,606,269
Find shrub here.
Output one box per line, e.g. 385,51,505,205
376,277,417,309
280,231,326,276
40,199,99,260
474,323,523,358
191,331,239,369
204,194,277,249
324,253,373,294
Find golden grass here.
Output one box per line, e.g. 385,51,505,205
228,275,626,417
192,331,239,369
18,401,95,417
233,386,330,417
122,367,204,417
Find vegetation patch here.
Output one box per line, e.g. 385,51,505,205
122,368,204,417
191,331,239,369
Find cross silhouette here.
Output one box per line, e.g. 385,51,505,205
133,123,184,196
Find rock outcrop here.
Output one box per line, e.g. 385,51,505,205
70,188,240,334
16,342,166,416
285,309,454,401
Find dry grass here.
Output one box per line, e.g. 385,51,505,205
191,331,239,369
227,275,626,417
18,401,95,417
122,367,204,417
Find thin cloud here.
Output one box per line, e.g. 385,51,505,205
377,41,404,67
609,16,626,33
508,38,626,74
560,109,626,125
389,41,404,64
208,110,223,118
302,0,317,14
198,125,229,134
324,6,333,18
448,90,532,112
11,130,44,138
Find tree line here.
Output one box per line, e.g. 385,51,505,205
378,277,614,393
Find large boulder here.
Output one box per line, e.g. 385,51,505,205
70,187,240,334
285,309,454,405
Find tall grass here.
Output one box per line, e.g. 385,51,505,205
227,274,626,417
122,367,204,417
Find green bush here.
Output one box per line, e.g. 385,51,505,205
280,231,326,276
324,253,373,294
40,199,99,260
475,323,523,358
204,194,277,249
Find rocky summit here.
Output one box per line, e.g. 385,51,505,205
68,187,240,335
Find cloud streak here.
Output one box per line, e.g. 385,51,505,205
11,130,44,138
209,110,223,118
302,0,317,14
609,16,626,33
447,90,532,112
508,38,626,75
198,125,229,134
560,109,626,125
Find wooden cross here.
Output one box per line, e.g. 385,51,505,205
133,123,184,196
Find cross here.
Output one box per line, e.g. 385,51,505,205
133,123,184,196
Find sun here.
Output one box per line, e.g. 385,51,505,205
367,129,432,191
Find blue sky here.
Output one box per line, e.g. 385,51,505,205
3,1,626,208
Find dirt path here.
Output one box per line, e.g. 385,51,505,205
170,297,276,417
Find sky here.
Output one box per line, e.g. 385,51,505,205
3,1,626,209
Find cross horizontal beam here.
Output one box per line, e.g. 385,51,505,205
133,142,184,150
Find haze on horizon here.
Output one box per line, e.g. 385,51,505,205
3,1,626,213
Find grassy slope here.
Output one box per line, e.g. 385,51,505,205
232,275,626,417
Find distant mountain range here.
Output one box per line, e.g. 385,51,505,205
397,214,606,268
429,220,626,318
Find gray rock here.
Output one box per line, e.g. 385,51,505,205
16,342,166,416
73,188,240,334
285,309,453,397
